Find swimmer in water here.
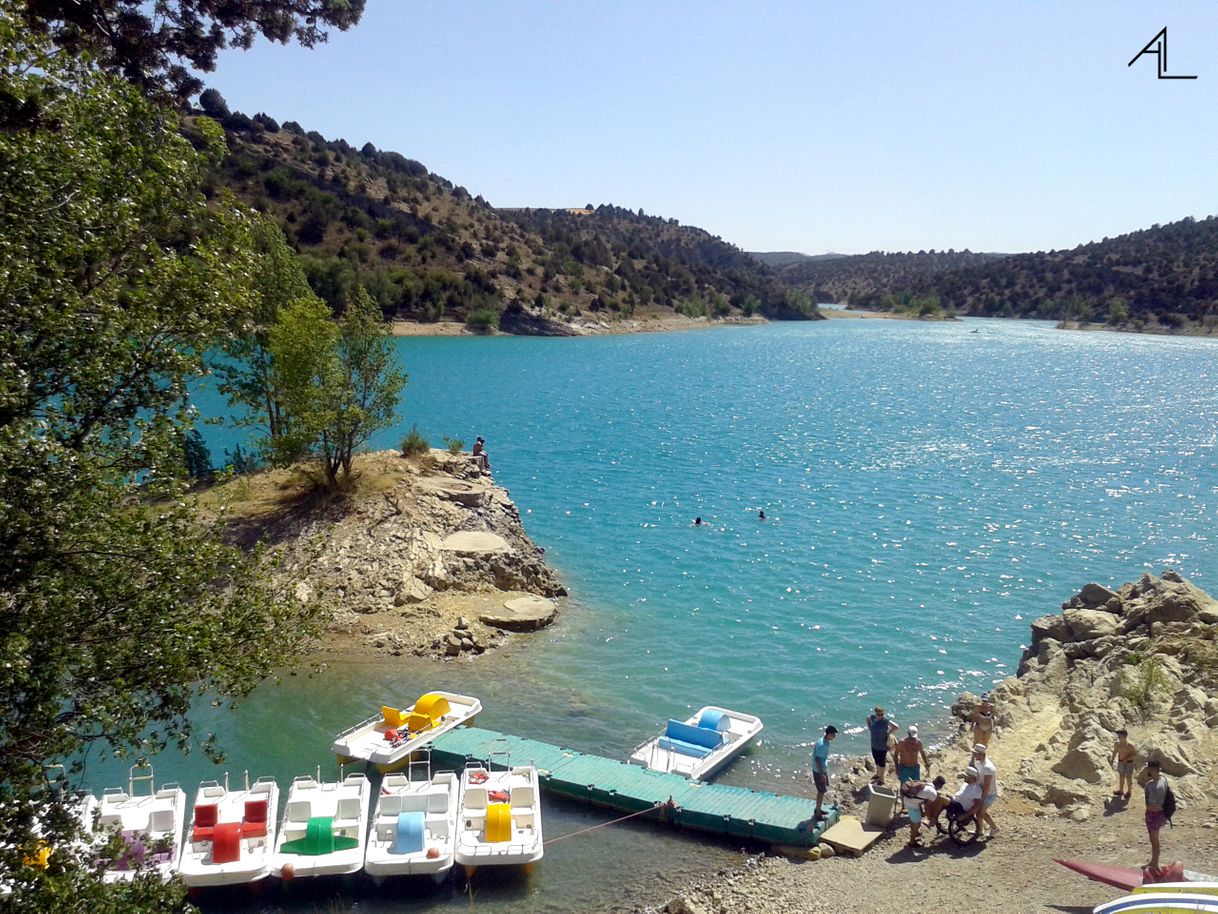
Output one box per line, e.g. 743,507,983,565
759,510,766,520
694,517,703,526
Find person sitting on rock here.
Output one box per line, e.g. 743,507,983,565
471,436,490,471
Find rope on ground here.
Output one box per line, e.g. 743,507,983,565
543,799,674,846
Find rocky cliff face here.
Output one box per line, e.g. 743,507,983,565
231,450,566,659
947,571,1218,820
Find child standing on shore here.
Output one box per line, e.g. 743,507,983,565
1111,728,1137,800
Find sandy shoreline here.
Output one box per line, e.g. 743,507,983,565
1056,319,1218,337
391,313,773,337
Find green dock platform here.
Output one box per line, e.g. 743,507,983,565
429,726,836,848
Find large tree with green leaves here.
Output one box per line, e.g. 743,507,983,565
18,0,364,101
0,9,321,910
265,288,406,486
322,288,408,484
214,215,323,452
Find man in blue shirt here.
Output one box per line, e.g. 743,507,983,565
811,725,837,820
866,706,898,785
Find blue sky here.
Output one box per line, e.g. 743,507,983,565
204,2,1218,255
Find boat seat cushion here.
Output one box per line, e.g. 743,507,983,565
191,803,218,842
382,705,406,729
149,808,176,834
242,798,268,838
335,797,361,823
392,811,425,854
659,719,724,757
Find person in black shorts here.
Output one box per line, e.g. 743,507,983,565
866,705,898,785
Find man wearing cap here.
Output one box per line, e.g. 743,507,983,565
947,767,984,826
811,725,837,821
1137,759,1168,872
972,743,999,837
893,725,930,784
865,706,898,785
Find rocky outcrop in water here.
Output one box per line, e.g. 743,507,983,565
246,450,566,659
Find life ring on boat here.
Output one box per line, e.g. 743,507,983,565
468,770,489,784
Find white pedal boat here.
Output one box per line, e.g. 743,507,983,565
628,706,763,780
364,754,458,883
178,773,279,887
331,691,481,769
0,791,98,898
272,772,370,879
94,764,186,882
454,763,543,872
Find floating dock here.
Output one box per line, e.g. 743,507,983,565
429,727,836,848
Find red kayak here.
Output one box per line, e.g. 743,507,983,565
1057,859,1188,891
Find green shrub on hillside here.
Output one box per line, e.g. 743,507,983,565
465,307,498,332
400,425,429,457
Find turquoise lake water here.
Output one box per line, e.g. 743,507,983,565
85,318,1218,911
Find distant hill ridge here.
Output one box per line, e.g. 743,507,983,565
777,217,1218,330
199,104,817,331
748,251,849,268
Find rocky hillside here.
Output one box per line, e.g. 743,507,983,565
783,217,1218,331
194,105,817,332
952,571,1218,818
777,249,1004,306
209,450,565,660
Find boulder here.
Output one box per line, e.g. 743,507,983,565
480,595,558,632
1140,736,1199,777
1030,615,1070,644
1122,574,1218,630
1051,719,1110,783
394,576,433,606
1079,582,1119,608
1063,609,1119,642
665,896,706,914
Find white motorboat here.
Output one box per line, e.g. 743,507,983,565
364,753,459,883
178,773,279,887
628,706,763,780
454,761,543,873
272,771,370,879
93,764,186,882
330,691,482,770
